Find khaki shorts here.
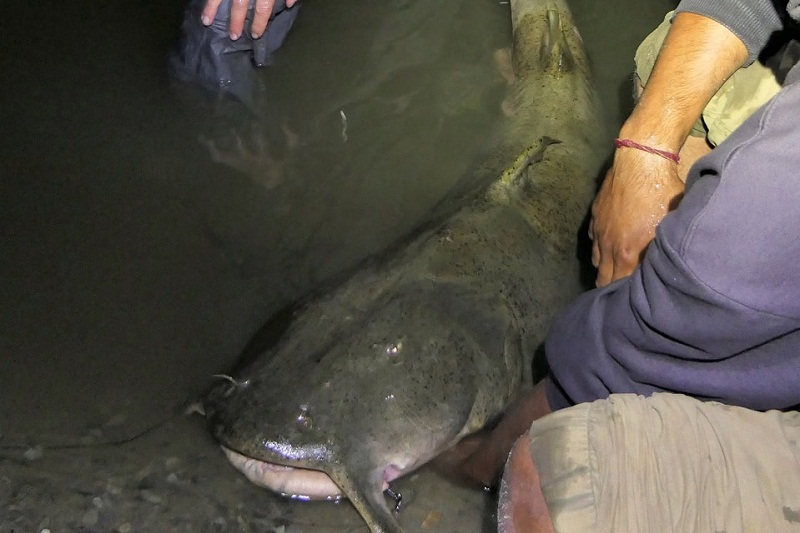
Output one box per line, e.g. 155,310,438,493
634,12,783,146
524,393,800,532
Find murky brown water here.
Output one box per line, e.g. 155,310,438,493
0,0,674,531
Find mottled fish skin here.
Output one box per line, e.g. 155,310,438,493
205,0,605,531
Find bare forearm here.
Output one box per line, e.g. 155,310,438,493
621,12,749,152
493,381,552,450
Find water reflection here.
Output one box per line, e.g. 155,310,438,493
0,0,513,444
176,0,514,293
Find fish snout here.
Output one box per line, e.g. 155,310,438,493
202,374,250,425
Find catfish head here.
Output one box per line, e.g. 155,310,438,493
205,282,522,532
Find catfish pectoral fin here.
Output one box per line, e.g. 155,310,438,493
330,466,405,533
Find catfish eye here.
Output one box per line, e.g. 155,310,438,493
296,404,313,432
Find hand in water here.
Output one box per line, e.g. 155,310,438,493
202,0,300,40
432,430,509,490
433,382,553,489
589,148,685,287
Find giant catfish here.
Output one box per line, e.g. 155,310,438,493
204,0,605,530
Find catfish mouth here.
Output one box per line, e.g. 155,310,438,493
221,446,345,501
221,445,400,502
206,381,353,500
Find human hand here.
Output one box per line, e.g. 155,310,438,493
202,0,299,40
432,430,510,490
432,382,551,489
589,148,685,287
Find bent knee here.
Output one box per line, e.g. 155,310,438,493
497,433,554,533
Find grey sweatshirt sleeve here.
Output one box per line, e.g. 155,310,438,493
674,0,786,65
544,65,800,412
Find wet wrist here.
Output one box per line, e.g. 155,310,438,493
619,97,696,153
617,120,686,155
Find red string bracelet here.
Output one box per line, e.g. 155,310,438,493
614,138,680,163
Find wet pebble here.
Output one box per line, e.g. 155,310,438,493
23,445,44,461
422,509,443,529
212,516,227,531
5,506,23,521
105,481,123,496
140,489,162,504
136,472,157,491
103,413,127,427
117,522,133,533
166,472,179,484
82,507,99,527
